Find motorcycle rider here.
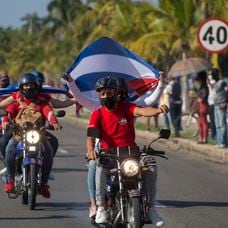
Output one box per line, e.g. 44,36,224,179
0,72,11,159
2,73,61,198
0,71,77,157
0,71,76,110
87,76,168,226
0,72,10,91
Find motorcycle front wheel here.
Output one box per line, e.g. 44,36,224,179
28,164,38,210
126,197,142,228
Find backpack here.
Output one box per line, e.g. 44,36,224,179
15,99,44,127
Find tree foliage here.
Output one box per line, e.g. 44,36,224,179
0,0,227,80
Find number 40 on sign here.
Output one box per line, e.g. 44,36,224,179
197,18,228,53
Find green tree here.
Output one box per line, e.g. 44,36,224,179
21,12,43,34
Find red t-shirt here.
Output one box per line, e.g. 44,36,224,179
88,102,137,149
4,96,57,125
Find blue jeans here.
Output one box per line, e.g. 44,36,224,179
214,105,227,146
163,113,170,129
87,159,97,200
5,137,53,183
95,158,157,207
169,102,182,135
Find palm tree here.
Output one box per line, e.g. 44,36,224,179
21,12,43,34
47,0,89,28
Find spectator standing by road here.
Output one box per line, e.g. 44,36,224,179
212,68,228,148
193,71,209,144
207,70,216,139
166,76,182,137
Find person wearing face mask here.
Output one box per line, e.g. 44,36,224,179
1,73,61,197
211,68,228,148
87,76,169,226
166,76,182,137
207,69,217,140
0,72,11,158
0,71,76,158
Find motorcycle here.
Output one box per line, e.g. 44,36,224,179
93,129,170,228
0,110,65,210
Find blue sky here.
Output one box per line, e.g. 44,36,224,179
0,0,157,28
0,0,50,28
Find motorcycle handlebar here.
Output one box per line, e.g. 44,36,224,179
148,150,165,155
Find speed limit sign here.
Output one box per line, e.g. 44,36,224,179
198,18,228,53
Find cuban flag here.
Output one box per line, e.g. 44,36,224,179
65,36,160,111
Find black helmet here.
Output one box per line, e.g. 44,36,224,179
18,73,39,89
95,77,118,92
31,71,45,83
116,77,128,94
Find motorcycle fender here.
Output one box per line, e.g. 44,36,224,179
128,189,141,198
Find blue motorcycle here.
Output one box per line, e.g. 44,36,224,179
1,110,65,210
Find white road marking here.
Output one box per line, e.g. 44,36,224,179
0,167,7,176
154,201,167,208
57,148,69,154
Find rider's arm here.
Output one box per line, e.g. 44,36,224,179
134,105,169,117
1,102,18,129
41,103,60,130
50,97,76,108
142,81,166,106
86,137,97,160
0,95,14,109
134,72,167,107
86,110,101,159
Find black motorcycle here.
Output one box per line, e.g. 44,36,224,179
93,129,170,228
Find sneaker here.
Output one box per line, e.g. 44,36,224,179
0,167,7,176
218,144,226,149
48,173,55,180
3,180,15,193
39,184,51,198
149,208,164,227
89,205,97,218
95,206,107,224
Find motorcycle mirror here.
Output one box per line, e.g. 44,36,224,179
148,129,171,148
158,129,171,139
55,110,66,117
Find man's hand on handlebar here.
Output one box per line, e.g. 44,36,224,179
52,123,62,131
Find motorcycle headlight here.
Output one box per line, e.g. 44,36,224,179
26,130,40,144
120,159,139,177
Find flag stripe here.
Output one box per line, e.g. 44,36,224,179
69,54,159,81
65,36,160,111
67,37,159,74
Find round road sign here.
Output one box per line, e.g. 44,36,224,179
197,18,228,53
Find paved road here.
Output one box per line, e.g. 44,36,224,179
0,119,227,228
